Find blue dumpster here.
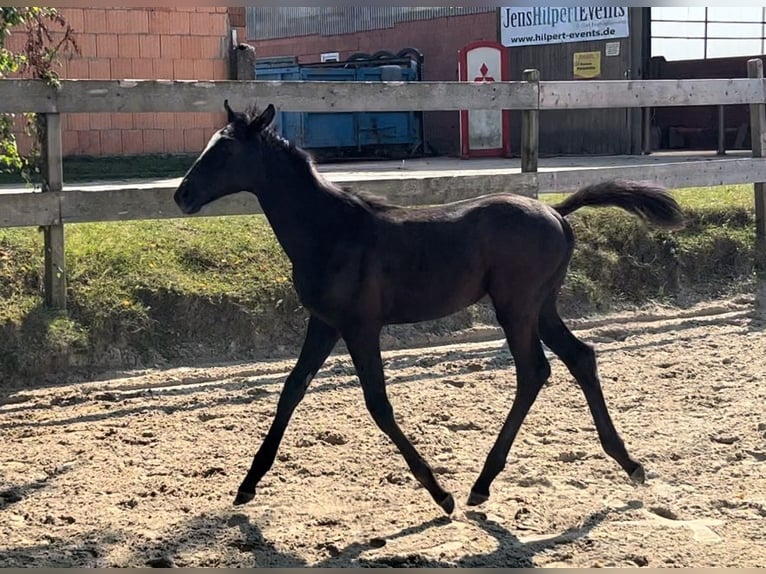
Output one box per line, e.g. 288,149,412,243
254,50,424,160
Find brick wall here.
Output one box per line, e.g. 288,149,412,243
6,7,234,157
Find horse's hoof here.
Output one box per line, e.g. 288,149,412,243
466,490,489,507
630,464,647,485
233,490,255,506
437,492,455,515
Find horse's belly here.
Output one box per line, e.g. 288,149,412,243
384,274,485,325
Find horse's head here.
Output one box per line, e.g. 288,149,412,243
174,100,276,215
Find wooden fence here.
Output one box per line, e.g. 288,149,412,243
2,61,766,310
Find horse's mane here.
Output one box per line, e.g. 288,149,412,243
233,105,402,213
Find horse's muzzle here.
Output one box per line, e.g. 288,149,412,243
174,180,200,215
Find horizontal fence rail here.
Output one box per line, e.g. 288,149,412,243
1,77,765,113
3,157,765,228
1,69,765,310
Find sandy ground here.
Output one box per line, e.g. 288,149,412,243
1,294,764,567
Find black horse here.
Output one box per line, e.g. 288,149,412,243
174,101,684,514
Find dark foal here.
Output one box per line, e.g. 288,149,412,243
174,101,684,514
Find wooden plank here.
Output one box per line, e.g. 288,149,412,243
0,192,60,227
537,158,766,193
540,78,766,109
42,113,67,310
2,77,765,115
521,69,540,181
59,187,263,223
748,59,766,239
0,79,540,113
2,158,764,227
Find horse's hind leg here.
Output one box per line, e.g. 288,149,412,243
469,306,551,506
343,327,454,514
234,316,339,506
538,298,645,483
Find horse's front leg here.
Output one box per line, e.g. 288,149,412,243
234,315,339,505
343,326,454,514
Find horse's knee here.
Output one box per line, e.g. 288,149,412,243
572,342,596,372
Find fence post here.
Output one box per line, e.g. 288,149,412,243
642,108,652,154
717,105,726,155
748,59,766,239
42,113,67,310
521,68,540,197
234,43,257,81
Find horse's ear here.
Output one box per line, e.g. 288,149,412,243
250,104,276,132
224,99,237,123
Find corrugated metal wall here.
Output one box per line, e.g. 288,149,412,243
246,7,496,40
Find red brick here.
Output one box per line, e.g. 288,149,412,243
154,112,176,130
193,59,215,80
118,35,141,58
153,58,174,80
139,35,160,58
173,59,196,80
111,58,133,79
160,35,182,59
190,12,218,35
77,130,101,156
122,129,143,154
89,113,112,130
210,35,227,59
192,112,216,129
73,33,97,58
96,35,119,58
183,128,205,152
131,58,153,79
125,9,150,34
133,113,158,129
150,11,189,35
105,10,132,34
184,35,223,59
65,57,90,79
68,114,90,132
83,9,106,31
228,7,246,28
143,129,165,153
62,131,79,157
212,61,229,81
60,9,85,33
174,113,188,130
89,58,111,79
163,129,187,154
207,112,227,129
179,36,202,60
111,113,134,130
100,130,123,155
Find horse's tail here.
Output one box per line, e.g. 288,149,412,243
552,179,685,229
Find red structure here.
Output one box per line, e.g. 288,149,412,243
458,41,511,158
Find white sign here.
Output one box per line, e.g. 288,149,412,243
501,7,629,47
605,41,621,57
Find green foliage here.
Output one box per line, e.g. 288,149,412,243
0,7,77,182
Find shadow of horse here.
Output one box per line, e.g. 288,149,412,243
228,505,633,568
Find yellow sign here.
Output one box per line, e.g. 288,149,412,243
573,51,601,80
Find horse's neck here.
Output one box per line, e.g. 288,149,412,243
256,176,350,267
